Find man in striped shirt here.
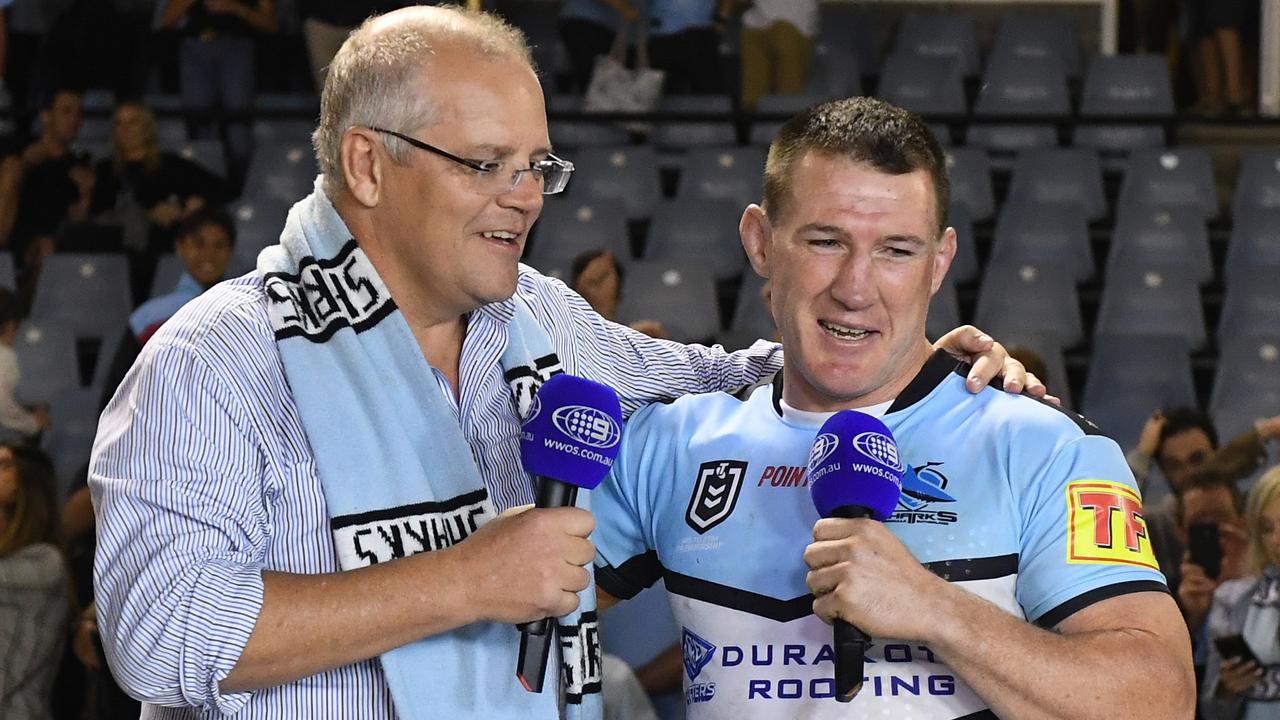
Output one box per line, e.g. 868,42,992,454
89,6,1036,719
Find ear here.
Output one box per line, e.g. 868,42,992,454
929,226,958,296
340,127,384,208
739,204,774,279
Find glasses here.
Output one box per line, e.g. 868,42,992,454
369,126,574,195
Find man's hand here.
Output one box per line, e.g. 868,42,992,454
1137,410,1167,457
932,325,1055,404
1177,556,1216,631
803,518,947,641
1218,656,1264,695
454,504,595,624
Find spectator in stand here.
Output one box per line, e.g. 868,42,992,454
647,0,730,95
0,289,48,443
1130,407,1279,590
1184,0,1256,117
300,1,412,92
98,205,236,411
1174,470,1249,663
0,88,91,275
569,249,665,338
558,0,639,94
725,0,816,111
160,0,278,188
1201,465,1280,718
90,101,231,303
0,443,70,720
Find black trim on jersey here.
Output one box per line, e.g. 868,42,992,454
731,371,779,402
595,551,662,601
1034,580,1170,629
887,349,968,413
660,554,1018,622
954,710,999,719
663,568,816,623
771,369,784,415
923,553,1019,582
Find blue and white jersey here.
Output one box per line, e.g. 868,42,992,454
593,351,1168,719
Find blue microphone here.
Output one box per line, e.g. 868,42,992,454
515,373,623,693
807,410,904,702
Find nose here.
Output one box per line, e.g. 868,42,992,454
497,168,544,214
828,250,874,310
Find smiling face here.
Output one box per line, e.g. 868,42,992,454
176,221,234,289
366,44,550,321
742,152,955,412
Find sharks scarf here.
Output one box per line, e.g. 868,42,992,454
257,178,601,719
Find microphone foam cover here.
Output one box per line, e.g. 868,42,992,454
808,410,904,520
520,374,624,490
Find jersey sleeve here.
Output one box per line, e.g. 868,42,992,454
593,403,666,600
1015,432,1169,628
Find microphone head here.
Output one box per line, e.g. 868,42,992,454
808,410,904,520
520,373,624,490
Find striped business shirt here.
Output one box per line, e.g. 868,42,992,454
90,268,782,719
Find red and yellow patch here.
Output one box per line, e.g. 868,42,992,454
1066,480,1159,570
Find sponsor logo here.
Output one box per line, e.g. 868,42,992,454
551,405,621,449
807,433,838,472
1066,480,1158,569
685,460,748,534
264,239,395,342
852,430,904,472
331,489,492,567
717,641,958,701
560,611,602,703
756,465,808,487
888,462,959,525
682,628,717,705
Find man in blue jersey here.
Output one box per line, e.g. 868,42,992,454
592,97,1194,719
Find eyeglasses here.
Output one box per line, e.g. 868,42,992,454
369,126,574,195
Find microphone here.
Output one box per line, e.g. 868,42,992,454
807,410,904,703
515,373,623,693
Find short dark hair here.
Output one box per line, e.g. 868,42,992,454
175,206,236,248
762,96,950,233
1175,467,1244,525
568,249,623,288
1159,406,1218,452
0,288,21,329
39,86,83,113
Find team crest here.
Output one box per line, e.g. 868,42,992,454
685,460,747,534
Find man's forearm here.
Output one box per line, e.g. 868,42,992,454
221,547,477,692
924,587,1194,720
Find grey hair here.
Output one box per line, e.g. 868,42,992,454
313,5,535,197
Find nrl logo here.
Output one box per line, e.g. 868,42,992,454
685,460,748,534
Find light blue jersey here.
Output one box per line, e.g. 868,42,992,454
593,351,1167,719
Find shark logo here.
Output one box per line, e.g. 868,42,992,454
682,627,716,681
890,462,959,525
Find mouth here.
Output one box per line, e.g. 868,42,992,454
818,319,875,342
479,230,522,251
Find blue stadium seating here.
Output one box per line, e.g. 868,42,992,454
547,93,632,149
676,146,766,208
42,386,100,502
1094,264,1205,350
565,146,661,220
725,270,774,349
944,148,995,221
1224,206,1280,282
617,260,721,343
243,136,318,206
975,261,1083,347
651,95,737,150
1232,151,1280,215
989,201,1095,283
13,321,79,406
894,13,980,77
1073,55,1173,162
1083,333,1196,449
30,254,132,341
990,14,1081,77
969,57,1068,158
947,203,978,284
925,275,961,341
876,53,967,117
525,198,630,281
0,253,14,291
1108,205,1212,285
1006,148,1107,222
1218,268,1280,345
1117,148,1218,220
644,198,745,281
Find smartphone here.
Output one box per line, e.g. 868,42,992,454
1214,634,1260,665
1188,521,1223,580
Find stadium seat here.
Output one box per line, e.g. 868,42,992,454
1224,206,1280,282
749,93,828,145
546,94,632,149
617,260,721,343
644,198,746,281
42,386,101,502
1231,150,1280,214
231,198,292,266
925,275,961,341
947,203,978,284
1108,205,1212,285
13,321,79,406
676,146,765,207
1073,55,1173,162
1082,333,1195,449
1094,264,1205,350
816,3,884,73
155,117,188,146
243,138,319,206
1117,148,1218,220
30,254,132,341
525,198,630,281
989,201,1094,283
990,14,1082,77
876,53,967,117
944,148,995,222
989,330,1074,408
651,95,737,150
0,253,14,291
1210,336,1280,441
149,254,184,298
167,138,227,179
1218,267,1280,345
969,57,1068,158
1006,148,1107,222
252,119,316,145
975,261,1083,348
894,13,980,77
725,270,775,349
806,44,863,100
564,145,662,220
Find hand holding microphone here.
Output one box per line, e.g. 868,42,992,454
514,373,623,693
804,410,904,702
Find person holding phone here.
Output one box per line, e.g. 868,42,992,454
1202,465,1280,718
1176,470,1249,664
